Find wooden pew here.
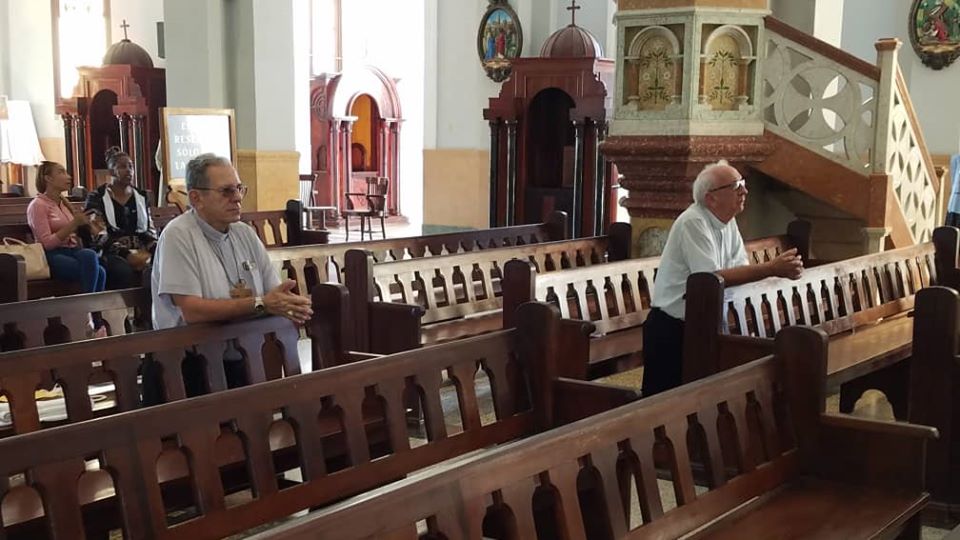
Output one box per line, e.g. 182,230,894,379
683,229,959,417
0,302,636,540
0,315,300,437
341,227,631,353
0,287,151,351
906,286,960,515
252,325,935,540
497,222,813,379
268,210,570,294
0,200,324,302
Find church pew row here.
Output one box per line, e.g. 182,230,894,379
253,325,935,540
0,200,322,303
0,302,637,540
0,215,573,355
269,210,570,294
681,227,959,510
339,226,631,353
0,315,300,437
0,287,151,351
321,220,810,377
0,210,568,304
683,227,959,411
905,286,960,514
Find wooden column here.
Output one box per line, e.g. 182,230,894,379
62,115,76,181
505,120,518,226
131,115,146,191
488,119,501,227
571,120,586,237
75,116,89,189
343,120,354,202
116,113,129,154
595,121,609,235
329,120,341,210
390,121,401,216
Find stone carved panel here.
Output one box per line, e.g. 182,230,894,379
624,25,683,111
761,33,878,175
700,25,754,111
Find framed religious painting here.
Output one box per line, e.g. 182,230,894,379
159,107,237,210
477,0,523,82
909,0,960,70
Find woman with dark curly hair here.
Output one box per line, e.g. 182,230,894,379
84,147,157,289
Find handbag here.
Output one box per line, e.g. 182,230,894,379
0,237,51,280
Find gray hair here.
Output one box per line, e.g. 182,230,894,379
185,153,233,191
692,159,731,204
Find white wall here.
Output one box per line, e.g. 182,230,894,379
109,0,165,68
0,0,9,97
428,0,615,152
841,0,958,154
293,0,311,174
164,0,226,108
6,0,59,139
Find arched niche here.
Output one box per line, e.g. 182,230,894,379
625,25,683,111
88,89,121,186
700,25,755,111
310,66,403,217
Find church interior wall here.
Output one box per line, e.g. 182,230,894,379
841,0,958,156
0,0,10,98
109,0,165,69
423,0,617,231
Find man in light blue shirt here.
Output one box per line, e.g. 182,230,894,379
642,160,803,396
147,154,312,402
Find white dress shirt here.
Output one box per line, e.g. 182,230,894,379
652,203,748,320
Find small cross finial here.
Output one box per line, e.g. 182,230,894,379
120,19,130,40
567,0,581,26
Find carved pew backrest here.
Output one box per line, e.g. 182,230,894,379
249,327,827,540
0,287,151,351
721,242,937,339
268,220,563,296
0,323,540,539
368,237,612,324
532,257,660,335
242,210,292,247
0,316,299,437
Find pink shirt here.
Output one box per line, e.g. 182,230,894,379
27,194,80,249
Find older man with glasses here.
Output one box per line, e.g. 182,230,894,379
147,153,312,401
641,160,803,397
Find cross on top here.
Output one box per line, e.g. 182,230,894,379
120,19,130,40
567,0,581,26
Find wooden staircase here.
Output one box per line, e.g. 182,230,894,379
753,17,943,250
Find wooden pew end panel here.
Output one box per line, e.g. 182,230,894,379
368,301,424,354
0,253,27,303
817,412,937,493
552,377,639,424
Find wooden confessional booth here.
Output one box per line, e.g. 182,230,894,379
484,23,617,238
56,37,165,198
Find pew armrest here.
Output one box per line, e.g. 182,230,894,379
553,377,639,424
815,412,937,492
368,301,424,354
0,253,27,303
555,318,595,379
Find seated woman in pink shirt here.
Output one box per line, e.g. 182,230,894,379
26,161,106,293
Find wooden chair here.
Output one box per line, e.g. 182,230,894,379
343,176,388,241
299,172,336,231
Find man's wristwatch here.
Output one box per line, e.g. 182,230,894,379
253,295,266,315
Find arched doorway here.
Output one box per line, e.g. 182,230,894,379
310,66,402,217
523,88,576,224
348,94,383,195
88,90,122,186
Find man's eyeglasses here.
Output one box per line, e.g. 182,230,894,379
194,184,249,198
709,178,746,193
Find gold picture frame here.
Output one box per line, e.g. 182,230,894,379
159,107,238,209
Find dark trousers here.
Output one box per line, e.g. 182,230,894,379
103,253,136,290
641,308,685,397
141,352,250,406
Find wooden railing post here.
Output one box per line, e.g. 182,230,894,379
872,38,901,176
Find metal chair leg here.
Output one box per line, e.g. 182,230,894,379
380,215,386,239
345,215,350,241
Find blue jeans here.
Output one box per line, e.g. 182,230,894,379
45,247,106,293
